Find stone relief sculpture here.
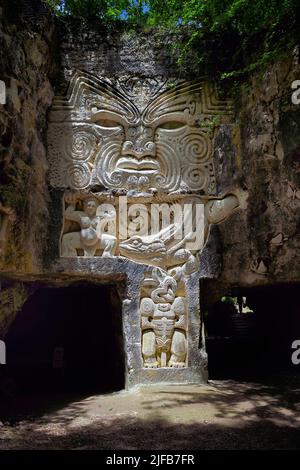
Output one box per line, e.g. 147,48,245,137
60,191,241,264
141,267,187,368
59,190,242,367
119,193,241,275
48,71,245,374
61,193,117,257
48,73,232,195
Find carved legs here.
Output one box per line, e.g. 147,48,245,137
142,330,159,368
169,330,187,367
142,329,186,368
140,268,187,369
61,231,99,257
61,232,117,257
101,234,117,257
61,232,81,257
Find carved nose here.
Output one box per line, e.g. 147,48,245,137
121,140,156,158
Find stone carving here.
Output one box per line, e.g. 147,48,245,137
116,76,168,111
48,72,233,194
61,193,117,257
250,259,268,275
120,222,199,275
60,192,241,264
141,267,187,368
48,71,245,382
119,193,240,274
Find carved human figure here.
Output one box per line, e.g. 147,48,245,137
61,194,117,257
141,268,187,368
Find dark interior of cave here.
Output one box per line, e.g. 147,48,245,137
205,283,300,380
1,283,125,399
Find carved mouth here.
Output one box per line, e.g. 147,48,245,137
119,242,134,251
117,157,159,172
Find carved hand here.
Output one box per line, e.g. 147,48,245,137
65,192,78,206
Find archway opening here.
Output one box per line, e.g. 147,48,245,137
2,282,125,400
204,283,300,380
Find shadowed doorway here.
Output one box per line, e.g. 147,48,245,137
4,283,125,394
204,283,300,380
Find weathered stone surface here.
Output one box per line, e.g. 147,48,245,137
0,0,55,273
45,62,242,383
0,282,29,339
0,1,299,388
215,50,300,286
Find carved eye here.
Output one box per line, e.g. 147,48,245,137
159,122,185,130
96,119,120,128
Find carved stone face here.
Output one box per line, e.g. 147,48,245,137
48,75,224,194
83,199,97,217
90,79,214,193
93,119,158,192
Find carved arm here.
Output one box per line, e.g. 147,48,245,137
141,316,154,330
64,204,83,224
173,296,187,330
140,297,155,330
175,315,186,330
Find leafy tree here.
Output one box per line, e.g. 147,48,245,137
44,0,300,79
45,0,150,22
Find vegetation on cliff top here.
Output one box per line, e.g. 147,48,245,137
44,0,300,80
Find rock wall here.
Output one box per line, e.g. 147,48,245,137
53,18,300,289
0,0,55,274
55,18,183,94
216,50,300,287
0,1,299,333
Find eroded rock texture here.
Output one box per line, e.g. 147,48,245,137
0,0,55,272
215,50,300,286
0,1,299,385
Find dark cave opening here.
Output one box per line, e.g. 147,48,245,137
2,283,125,398
205,283,300,380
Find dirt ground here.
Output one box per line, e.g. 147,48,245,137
0,374,300,450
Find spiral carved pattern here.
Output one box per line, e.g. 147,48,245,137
182,165,207,191
155,141,181,192
95,141,124,188
140,298,154,314
48,77,220,193
67,163,91,190
64,131,97,161
180,132,211,165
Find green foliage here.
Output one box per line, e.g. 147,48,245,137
43,0,300,79
149,0,300,79
44,0,150,23
221,296,237,305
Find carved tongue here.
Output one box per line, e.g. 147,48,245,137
117,157,159,171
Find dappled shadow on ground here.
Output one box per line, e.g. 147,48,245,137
0,385,119,425
141,375,300,423
0,373,300,450
0,391,97,424
0,415,300,450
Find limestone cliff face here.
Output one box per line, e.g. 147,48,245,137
0,0,55,273
0,1,299,291
215,50,300,286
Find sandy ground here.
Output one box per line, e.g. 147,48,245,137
0,375,300,450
